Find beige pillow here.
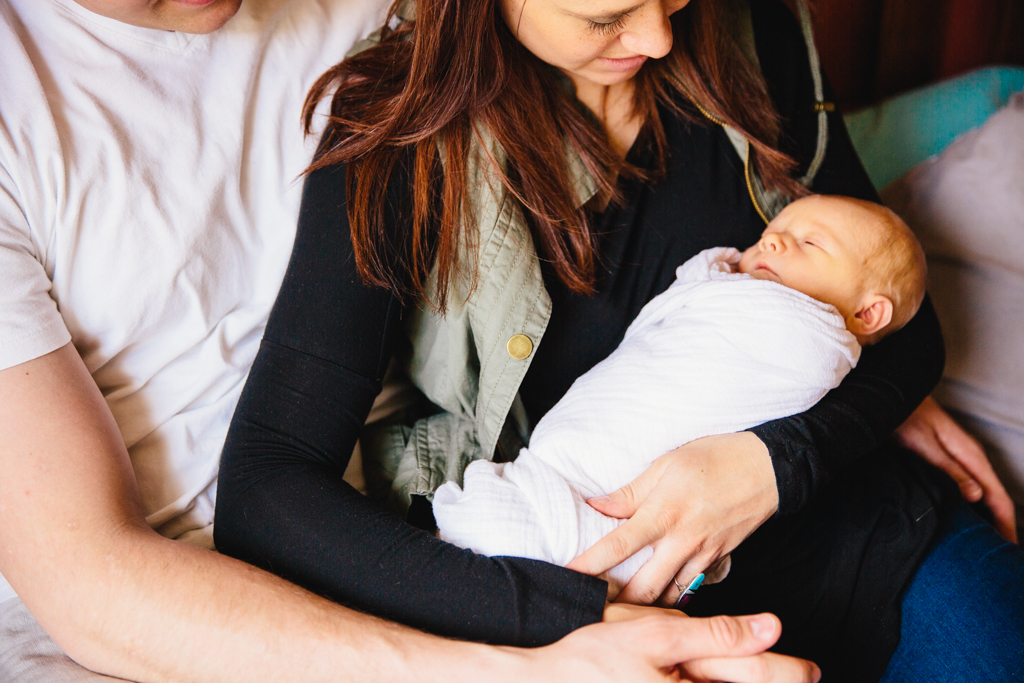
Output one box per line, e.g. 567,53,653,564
883,92,1024,531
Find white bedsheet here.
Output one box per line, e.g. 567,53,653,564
433,247,860,590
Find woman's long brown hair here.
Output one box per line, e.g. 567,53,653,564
304,0,809,311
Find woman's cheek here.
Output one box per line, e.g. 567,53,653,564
515,16,613,72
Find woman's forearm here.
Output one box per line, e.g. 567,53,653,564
214,159,607,644
215,342,607,646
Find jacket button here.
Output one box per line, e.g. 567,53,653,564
506,334,533,360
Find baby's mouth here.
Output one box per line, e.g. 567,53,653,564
754,261,778,278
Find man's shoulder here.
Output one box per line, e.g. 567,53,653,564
0,2,63,199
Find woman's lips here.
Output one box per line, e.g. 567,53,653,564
598,55,648,72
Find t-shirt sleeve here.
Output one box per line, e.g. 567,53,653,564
214,159,607,646
747,0,945,514
0,164,71,370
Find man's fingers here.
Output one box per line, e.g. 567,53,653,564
933,417,1018,541
566,516,657,576
679,652,821,683
992,502,1018,544
951,464,985,502
936,420,992,480
986,489,1019,543
972,465,1017,542
648,613,782,669
907,426,983,500
900,399,1017,541
928,448,983,501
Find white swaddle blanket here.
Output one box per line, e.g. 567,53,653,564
433,247,860,590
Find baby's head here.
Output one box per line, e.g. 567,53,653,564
738,195,926,345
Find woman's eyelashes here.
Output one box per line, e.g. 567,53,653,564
586,12,631,35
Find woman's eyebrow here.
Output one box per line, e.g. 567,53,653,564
564,3,643,22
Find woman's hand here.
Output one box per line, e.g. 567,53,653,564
895,396,1017,542
566,432,779,606
528,610,821,683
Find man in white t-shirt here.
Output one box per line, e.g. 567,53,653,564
0,1,826,681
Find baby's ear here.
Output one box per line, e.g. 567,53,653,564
850,295,893,339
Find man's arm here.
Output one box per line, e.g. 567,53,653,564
0,343,820,683
0,343,449,681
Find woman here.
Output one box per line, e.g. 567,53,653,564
214,0,1024,680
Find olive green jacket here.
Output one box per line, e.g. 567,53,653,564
358,0,829,513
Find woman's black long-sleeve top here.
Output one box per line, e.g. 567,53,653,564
214,0,952,669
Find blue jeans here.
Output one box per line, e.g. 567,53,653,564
880,503,1024,682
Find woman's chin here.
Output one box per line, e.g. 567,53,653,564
570,67,644,89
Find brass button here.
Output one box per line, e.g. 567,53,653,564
506,334,533,360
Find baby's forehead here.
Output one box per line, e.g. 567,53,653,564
786,195,880,222
780,196,898,245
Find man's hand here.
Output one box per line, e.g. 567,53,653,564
566,432,778,606
532,610,820,683
895,396,1017,542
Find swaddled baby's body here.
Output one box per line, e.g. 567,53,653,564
433,247,861,589
434,195,927,592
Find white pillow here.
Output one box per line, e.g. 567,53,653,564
882,92,1024,531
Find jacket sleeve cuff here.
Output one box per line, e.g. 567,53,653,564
571,571,609,630
500,557,607,646
749,420,820,517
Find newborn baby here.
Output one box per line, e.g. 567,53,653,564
432,195,926,594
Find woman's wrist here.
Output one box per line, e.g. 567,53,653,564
738,430,779,517
706,431,778,520
749,423,802,514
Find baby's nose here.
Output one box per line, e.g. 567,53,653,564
761,233,784,251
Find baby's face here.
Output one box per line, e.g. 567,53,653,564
738,196,876,320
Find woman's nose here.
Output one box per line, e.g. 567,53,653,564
618,2,679,59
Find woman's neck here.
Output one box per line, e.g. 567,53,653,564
571,77,643,159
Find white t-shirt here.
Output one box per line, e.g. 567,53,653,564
0,0,387,603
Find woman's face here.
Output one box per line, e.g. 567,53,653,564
501,0,693,88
